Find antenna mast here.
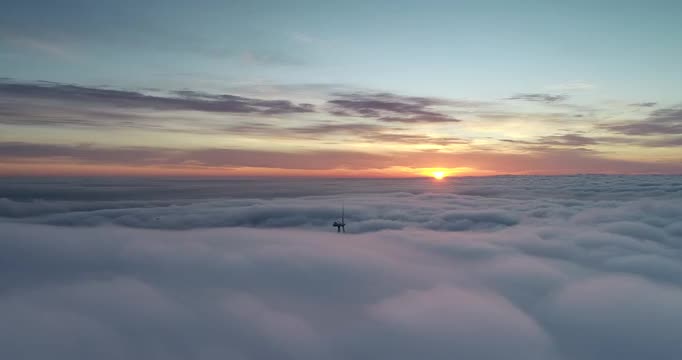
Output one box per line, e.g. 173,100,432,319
333,200,346,233
342,201,344,223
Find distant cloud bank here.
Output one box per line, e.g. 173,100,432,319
0,78,679,176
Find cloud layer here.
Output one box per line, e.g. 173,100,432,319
1,176,682,359
0,78,680,176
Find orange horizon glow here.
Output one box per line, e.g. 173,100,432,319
2,161,670,178
0,162,503,178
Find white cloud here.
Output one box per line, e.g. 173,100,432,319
546,81,595,92
0,175,681,359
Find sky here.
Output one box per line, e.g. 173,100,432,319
1,0,681,176
2,175,682,359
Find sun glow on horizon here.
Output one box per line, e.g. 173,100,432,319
417,167,480,179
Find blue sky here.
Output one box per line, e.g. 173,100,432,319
2,0,681,99
0,0,681,176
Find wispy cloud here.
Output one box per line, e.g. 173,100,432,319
643,137,682,147
237,49,305,66
506,93,568,103
629,102,658,108
546,81,595,91
288,122,386,135
602,106,682,135
290,32,327,46
362,133,468,146
0,33,77,61
328,93,462,123
0,80,315,124
503,134,599,147
228,122,467,146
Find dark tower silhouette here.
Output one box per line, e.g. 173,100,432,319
333,202,345,233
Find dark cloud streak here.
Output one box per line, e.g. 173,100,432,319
602,106,682,135
503,134,599,147
0,79,315,116
629,102,658,107
328,93,462,123
506,93,568,103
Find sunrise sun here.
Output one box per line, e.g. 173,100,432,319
432,171,445,180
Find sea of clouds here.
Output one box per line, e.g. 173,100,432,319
1,175,682,359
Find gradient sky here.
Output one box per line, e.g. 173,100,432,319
1,0,681,176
